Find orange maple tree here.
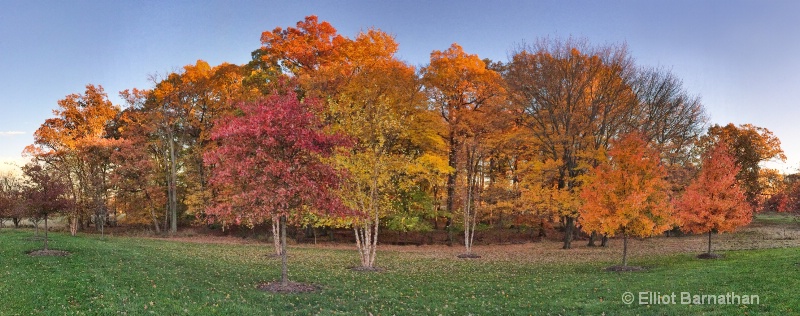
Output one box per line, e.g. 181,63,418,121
26,84,119,236
675,142,751,255
580,132,674,267
421,43,506,250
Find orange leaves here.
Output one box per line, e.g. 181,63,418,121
579,133,674,238
675,143,751,234
699,123,785,206
422,43,505,120
31,85,119,155
259,15,345,77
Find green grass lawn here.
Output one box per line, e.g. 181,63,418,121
1,230,798,315
753,212,800,226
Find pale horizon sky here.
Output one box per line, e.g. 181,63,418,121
1,0,799,173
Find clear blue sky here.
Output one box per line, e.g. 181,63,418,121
1,0,799,172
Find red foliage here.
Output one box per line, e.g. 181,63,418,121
675,143,752,234
203,92,352,226
22,163,72,218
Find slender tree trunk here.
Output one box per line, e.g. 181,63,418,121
70,216,78,236
44,215,49,251
445,131,458,247
538,219,547,238
463,180,472,254
370,213,379,267
143,191,161,234
354,226,363,266
355,166,382,268
163,196,169,234
354,218,379,268
463,146,482,256
707,231,712,254
280,215,288,286
622,233,628,267
99,206,105,238
271,215,282,256
562,216,574,249
168,130,178,235
150,206,161,234
601,234,609,247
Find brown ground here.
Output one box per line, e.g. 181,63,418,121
28,249,70,257
257,281,319,293
132,219,800,264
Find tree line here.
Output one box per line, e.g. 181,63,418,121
2,16,796,275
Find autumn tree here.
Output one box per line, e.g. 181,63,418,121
26,84,119,235
22,163,72,251
580,133,674,268
254,15,346,98
0,172,25,228
130,61,251,234
767,180,800,215
421,43,506,249
254,16,449,265
632,67,707,192
698,123,785,207
110,91,168,233
325,30,446,268
675,142,751,257
204,92,349,287
506,38,638,249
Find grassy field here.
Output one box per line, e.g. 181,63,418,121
1,219,799,315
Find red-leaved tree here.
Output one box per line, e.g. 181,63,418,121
676,142,751,256
22,163,72,251
204,92,350,287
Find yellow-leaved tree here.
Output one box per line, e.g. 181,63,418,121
327,30,447,269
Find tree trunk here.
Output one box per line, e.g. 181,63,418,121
44,215,49,251
271,215,282,256
463,180,473,254
463,145,482,255
168,130,178,235
163,192,169,234
99,208,105,238
445,131,458,247
370,212,378,267
151,209,161,234
587,231,598,247
707,231,712,254
354,219,378,268
280,215,288,286
70,216,78,236
144,191,161,234
601,234,609,247
622,233,628,267
538,219,547,238
562,216,574,249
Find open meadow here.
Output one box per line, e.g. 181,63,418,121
2,214,798,315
